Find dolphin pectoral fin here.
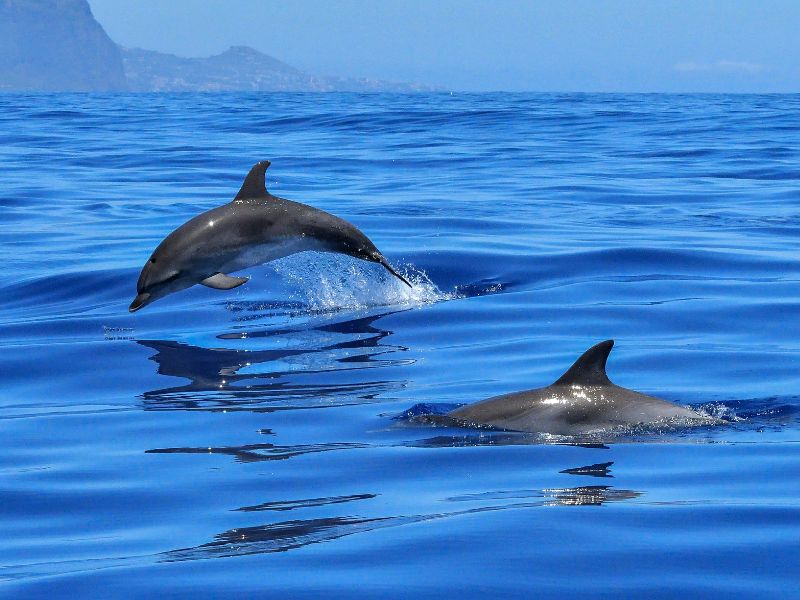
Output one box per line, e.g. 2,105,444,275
200,273,250,290
234,160,271,201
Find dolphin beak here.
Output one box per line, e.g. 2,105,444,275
129,292,151,312
377,256,412,288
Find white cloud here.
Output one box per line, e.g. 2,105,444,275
674,60,767,74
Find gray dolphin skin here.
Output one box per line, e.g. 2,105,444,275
447,340,712,435
130,160,411,312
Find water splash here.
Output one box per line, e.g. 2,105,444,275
695,401,744,422
246,252,459,315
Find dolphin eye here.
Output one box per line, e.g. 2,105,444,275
150,258,156,264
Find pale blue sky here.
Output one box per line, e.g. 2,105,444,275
90,0,800,92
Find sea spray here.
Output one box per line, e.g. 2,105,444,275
267,252,459,314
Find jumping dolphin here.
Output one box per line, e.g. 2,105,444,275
129,160,411,312
447,340,713,435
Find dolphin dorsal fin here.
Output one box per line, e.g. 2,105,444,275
553,340,614,386
234,160,271,201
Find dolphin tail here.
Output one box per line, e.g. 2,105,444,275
377,256,412,288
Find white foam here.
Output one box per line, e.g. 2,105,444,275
264,253,458,314
695,402,743,422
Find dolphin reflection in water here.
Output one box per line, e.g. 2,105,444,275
162,474,639,561
136,311,410,410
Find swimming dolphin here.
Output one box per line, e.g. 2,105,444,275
130,161,410,312
447,340,713,435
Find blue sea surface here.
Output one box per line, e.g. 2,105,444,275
1,92,799,598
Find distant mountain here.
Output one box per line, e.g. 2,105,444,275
0,0,127,91
121,45,436,92
0,0,434,92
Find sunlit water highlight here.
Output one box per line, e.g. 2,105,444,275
1,92,799,598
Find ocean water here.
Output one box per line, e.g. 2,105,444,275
1,92,799,598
